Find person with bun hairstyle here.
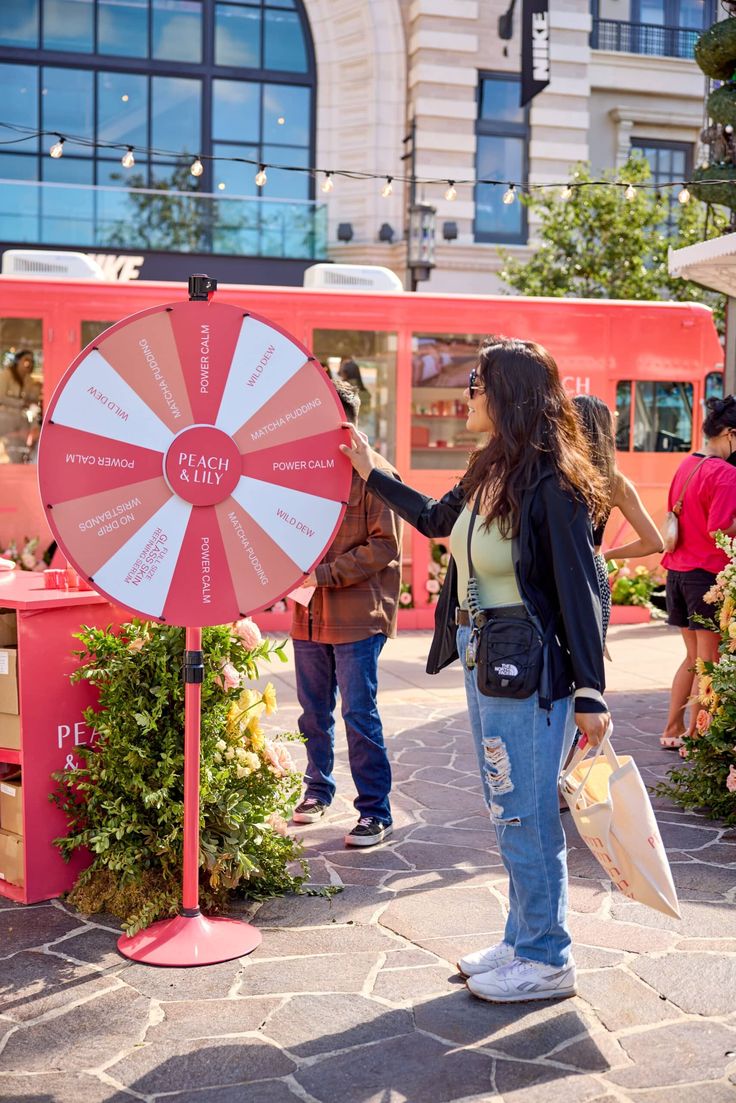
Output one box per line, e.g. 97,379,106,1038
340,336,609,1004
660,395,736,749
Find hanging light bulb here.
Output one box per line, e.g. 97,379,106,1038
624,182,636,201
121,147,135,169
321,172,334,193
502,184,516,205
444,180,457,201
678,186,691,205
190,157,204,177
381,176,393,198
255,164,267,187
49,137,65,159
560,184,573,200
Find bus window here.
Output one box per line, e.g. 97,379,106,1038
615,381,632,451
633,381,693,452
411,333,483,470
706,371,724,401
311,329,397,464
0,318,43,464
81,320,116,348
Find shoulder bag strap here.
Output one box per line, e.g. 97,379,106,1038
673,456,710,517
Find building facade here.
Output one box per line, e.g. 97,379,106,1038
0,0,711,289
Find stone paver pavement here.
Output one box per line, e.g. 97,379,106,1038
1,622,735,1101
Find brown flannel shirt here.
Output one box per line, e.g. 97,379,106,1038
290,457,402,644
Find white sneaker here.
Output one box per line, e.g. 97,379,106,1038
457,941,515,977
466,956,577,1003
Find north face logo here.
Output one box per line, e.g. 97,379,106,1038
494,663,519,678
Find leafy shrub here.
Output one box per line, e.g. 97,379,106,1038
657,533,736,825
608,559,662,608
53,618,308,934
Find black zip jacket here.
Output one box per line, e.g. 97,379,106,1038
366,466,607,713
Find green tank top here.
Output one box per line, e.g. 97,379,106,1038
449,506,521,609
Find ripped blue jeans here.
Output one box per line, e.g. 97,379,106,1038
458,625,576,967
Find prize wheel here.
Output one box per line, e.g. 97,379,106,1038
38,299,353,626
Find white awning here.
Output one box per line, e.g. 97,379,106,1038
669,233,736,296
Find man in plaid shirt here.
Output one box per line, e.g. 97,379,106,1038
291,380,402,846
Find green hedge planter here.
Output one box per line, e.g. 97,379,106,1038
690,163,736,209
708,83,736,127
695,18,736,81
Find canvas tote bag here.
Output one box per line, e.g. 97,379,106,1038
560,725,680,918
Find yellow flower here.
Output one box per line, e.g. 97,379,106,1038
247,714,263,740
694,658,707,676
729,621,736,640
698,674,713,700
721,594,734,630
261,682,277,716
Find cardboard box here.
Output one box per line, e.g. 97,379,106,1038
0,612,17,648
0,772,22,835
0,827,23,886
0,648,18,714
0,713,20,751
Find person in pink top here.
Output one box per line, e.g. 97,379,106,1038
660,396,736,748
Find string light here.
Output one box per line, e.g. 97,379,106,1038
624,183,636,201
320,171,334,193
381,176,393,198
254,164,267,187
502,184,516,205
121,147,135,169
445,180,457,201
49,137,64,159
190,157,204,177
678,186,691,205
560,184,572,200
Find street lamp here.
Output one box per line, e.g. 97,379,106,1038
407,202,436,290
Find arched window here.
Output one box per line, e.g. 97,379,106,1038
0,0,315,201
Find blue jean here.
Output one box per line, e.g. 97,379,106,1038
458,624,576,967
293,634,392,824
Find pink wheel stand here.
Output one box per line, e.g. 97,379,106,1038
117,625,262,966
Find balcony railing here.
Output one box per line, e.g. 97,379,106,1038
0,179,328,260
591,18,700,59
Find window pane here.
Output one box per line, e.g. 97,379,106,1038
212,143,259,195
41,157,94,245
261,144,309,198
409,333,482,470
706,371,724,401
213,79,260,142
679,0,706,29
0,177,40,246
215,3,261,67
0,154,38,180
264,8,307,71
0,65,38,150
263,83,310,144
98,72,148,147
0,322,43,465
43,0,93,51
475,135,523,238
81,321,116,347
152,77,200,153
615,381,632,451
633,381,693,452
98,0,148,57
153,0,202,62
43,68,94,142
480,78,523,124
0,0,39,47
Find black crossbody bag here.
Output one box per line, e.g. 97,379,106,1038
464,498,545,699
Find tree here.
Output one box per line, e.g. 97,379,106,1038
499,156,726,331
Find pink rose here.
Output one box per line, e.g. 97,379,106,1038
695,709,711,736
399,591,413,606
266,812,289,836
233,617,262,650
425,579,440,594
263,739,295,777
217,661,241,691
726,765,736,793
127,637,145,653
618,566,631,578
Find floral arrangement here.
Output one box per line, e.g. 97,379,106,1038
607,559,663,609
53,617,307,934
399,581,414,609
1,536,49,571
657,533,736,825
426,541,450,603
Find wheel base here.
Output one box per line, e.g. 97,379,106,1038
117,912,262,966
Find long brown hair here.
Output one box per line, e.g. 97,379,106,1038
460,336,608,538
573,394,617,525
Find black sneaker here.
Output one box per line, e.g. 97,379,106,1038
292,798,328,824
344,817,393,847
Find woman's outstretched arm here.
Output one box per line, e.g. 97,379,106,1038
605,474,664,560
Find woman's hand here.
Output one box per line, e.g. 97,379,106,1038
575,711,611,748
339,422,377,482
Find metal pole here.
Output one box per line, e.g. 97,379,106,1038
182,626,203,915
402,118,417,291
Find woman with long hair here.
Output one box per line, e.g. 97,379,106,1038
573,394,663,639
340,336,610,1004
660,395,736,748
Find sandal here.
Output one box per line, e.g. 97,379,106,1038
660,734,684,750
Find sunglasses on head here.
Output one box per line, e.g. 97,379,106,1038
468,367,485,398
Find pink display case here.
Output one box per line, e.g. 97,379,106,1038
0,572,126,903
